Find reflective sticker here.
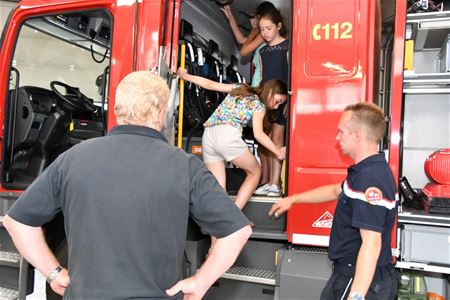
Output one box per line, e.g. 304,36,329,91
187,43,195,63
197,48,204,66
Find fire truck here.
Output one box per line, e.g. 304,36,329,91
0,0,449,299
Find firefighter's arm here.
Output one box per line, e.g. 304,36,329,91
269,183,342,218
252,111,285,159
240,29,264,57
221,5,247,44
177,67,234,93
3,215,70,296
348,229,382,298
166,225,252,299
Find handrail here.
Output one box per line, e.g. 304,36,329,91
177,43,186,148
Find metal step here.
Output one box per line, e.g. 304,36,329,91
251,228,287,241
0,251,21,268
222,266,276,286
230,195,281,204
290,246,328,255
0,286,19,300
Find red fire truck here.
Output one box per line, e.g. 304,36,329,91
0,0,449,299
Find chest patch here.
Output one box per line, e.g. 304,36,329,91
364,187,383,204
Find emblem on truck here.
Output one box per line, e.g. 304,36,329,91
312,211,333,228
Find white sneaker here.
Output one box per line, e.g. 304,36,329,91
267,185,281,197
254,183,270,195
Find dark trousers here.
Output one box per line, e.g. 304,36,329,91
319,265,399,300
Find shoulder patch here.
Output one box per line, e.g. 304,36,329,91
364,187,383,204
343,180,397,210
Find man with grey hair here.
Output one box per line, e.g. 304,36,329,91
4,71,251,299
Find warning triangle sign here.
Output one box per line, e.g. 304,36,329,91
312,211,333,228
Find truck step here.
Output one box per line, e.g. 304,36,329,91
0,286,19,300
222,266,276,286
251,228,287,241
0,251,21,268
230,195,281,203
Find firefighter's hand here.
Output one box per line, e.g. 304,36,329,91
177,67,189,80
166,276,202,300
269,196,294,218
50,268,70,296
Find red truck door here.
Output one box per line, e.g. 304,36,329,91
287,0,382,246
0,0,179,192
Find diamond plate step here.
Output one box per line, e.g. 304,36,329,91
0,286,18,300
0,251,21,268
222,266,276,285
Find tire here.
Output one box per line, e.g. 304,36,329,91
45,239,68,300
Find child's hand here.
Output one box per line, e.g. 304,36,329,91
220,5,233,21
250,16,258,29
177,67,188,80
278,147,286,160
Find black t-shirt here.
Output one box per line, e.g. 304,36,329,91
328,153,398,271
8,125,249,300
259,39,289,85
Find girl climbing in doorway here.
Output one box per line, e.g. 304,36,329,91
177,67,287,209
253,7,289,197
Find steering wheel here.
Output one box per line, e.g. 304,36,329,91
50,81,96,114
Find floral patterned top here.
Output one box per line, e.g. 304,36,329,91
203,87,265,131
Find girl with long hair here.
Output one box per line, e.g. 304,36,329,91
177,67,287,209
253,7,289,197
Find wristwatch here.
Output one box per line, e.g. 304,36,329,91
349,291,364,300
47,265,63,283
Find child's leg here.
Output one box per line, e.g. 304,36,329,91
232,149,261,209
206,160,227,189
259,149,270,185
269,123,285,187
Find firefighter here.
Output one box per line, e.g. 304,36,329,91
269,103,399,300
4,71,251,300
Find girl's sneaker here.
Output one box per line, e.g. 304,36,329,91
267,185,281,197
254,183,271,195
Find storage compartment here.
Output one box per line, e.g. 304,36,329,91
438,34,450,72
401,93,450,188
401,224,450,265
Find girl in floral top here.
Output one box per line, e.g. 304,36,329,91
177,67,286,210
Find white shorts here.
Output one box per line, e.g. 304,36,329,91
202,125,248,164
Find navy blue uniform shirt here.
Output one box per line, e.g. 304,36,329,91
329,153,398,273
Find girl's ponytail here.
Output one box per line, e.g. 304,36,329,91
230,84,258,97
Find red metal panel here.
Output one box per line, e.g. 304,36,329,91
389,0,406,185
135,0,165,71
388,0,407,254
135,0,180,72
288,0,380,245
166,0,181,71
107,1,138,128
